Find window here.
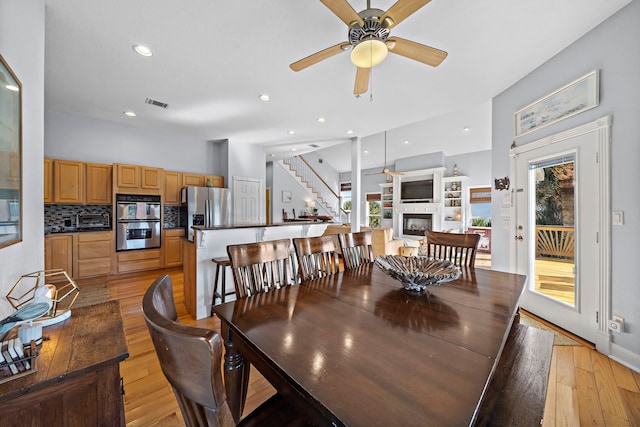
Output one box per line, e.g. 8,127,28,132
340,182,351,223
366,193,381,228
469,187,491,227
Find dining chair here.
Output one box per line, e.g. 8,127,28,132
142,275,307,427
226,239,298,299
338,231,374,269
292,234,341,281
424,230,480,268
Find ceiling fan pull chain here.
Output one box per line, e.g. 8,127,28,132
369,54,374,102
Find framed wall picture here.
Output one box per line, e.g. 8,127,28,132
0,54,22,249
282,190,292,203
514,70,599,138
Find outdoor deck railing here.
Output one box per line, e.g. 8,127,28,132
536,225,574,260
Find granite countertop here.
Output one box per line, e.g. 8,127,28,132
192,221,332,231
45,227,113,235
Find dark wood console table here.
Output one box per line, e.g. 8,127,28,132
0,301,129,426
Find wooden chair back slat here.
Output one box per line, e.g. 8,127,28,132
227,239,297,299
425,231,480,268
293,235,341,281
339,231,374,269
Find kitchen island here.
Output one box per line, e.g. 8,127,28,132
183,222,329,319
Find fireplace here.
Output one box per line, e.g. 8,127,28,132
403,213,433,236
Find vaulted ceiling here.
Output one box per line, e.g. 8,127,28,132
44,0,631,172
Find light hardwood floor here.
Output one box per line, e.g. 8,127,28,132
82,267,640,426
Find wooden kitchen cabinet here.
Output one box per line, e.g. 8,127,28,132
141,166,162,190
115,163,140,188
85,162,112,204
164,228,184,267
164,171,182,205
75,231,113,278
53,159,85,204
44,234,73,276
182,173,204,187
204,175,224,187
182,173,224,188
116,249,162,274
44,158,52,203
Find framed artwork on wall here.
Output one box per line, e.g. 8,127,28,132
514,70,599,138
0,54,22,249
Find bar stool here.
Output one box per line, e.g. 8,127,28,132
211,257,234,315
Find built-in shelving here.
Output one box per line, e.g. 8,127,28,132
442,176,467,232
380,182,394,228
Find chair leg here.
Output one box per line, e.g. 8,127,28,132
211,263,221,316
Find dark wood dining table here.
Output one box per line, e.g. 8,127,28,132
213,264,526,426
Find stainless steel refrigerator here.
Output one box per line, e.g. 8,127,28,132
181,187,232,241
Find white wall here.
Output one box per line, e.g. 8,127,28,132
0,0,45,317
492,1,640,363
225,139,266,222
45,110,219,174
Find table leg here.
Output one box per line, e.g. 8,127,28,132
221,324,250,423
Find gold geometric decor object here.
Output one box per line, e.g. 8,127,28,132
6,269,80,326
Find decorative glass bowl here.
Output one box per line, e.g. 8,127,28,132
375,255,461,292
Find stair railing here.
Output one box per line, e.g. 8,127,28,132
282,156,349,221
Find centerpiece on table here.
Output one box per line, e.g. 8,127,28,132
375,255,461,293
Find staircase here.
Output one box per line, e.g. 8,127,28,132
281,156,346,221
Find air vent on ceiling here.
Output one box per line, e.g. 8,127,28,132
309,144,320,148
145,98,168,109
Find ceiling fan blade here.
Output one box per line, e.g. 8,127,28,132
290,42,350,72
385,170,405,176
366,171,385,176
354,67,370,95
320,0,364,27
380,0,432,29
387,37,447,67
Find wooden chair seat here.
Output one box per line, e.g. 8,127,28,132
143,275,307,426
339,231,374,269
424,230,480,267
293,235,341,281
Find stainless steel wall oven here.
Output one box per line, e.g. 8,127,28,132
115,194,161,251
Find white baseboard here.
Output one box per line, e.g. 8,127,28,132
609,343,640,373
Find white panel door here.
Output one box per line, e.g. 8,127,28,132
233,176,261,224
511,118,611,348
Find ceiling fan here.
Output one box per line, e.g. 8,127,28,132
290,0,448,95
367,132,404,177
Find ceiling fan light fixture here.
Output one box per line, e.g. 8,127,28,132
350,38,388,68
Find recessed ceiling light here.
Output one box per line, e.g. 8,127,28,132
270,153,275,157
291,148,297,152
132,44,153,57
259,94,271,101
317,117,326,123
287,130,296,135
404,140,409,144
124,111,137,117
364,150,369,154
346,129,354,134
463,127,470,132
5,84,19,92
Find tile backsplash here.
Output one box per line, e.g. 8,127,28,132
45,204,112,232
163,205,181,229
45,204,183,232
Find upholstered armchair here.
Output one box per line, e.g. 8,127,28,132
323,225,404,257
